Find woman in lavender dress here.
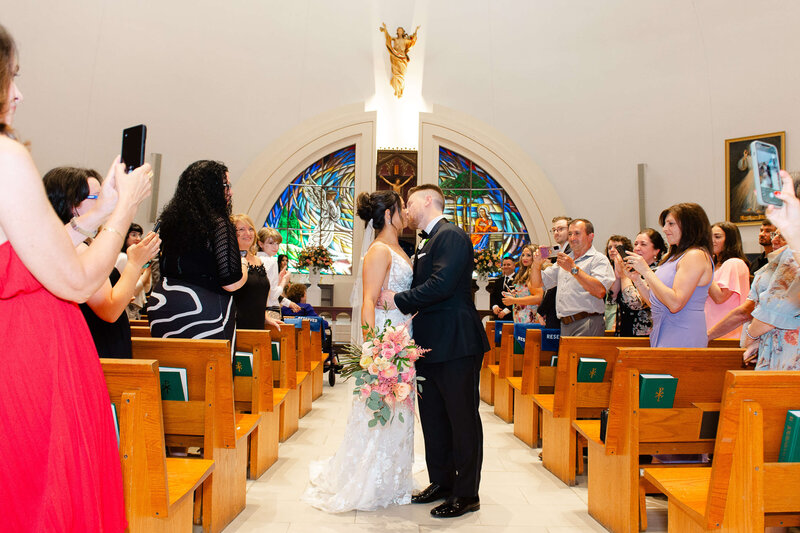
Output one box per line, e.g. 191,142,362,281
625,203,714,348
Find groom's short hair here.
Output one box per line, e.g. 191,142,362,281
408,184,444,210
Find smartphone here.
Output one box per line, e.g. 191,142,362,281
153,221,161,234
749,140,783,207
121,124,147,173
539,245,551,259
615,244,628,260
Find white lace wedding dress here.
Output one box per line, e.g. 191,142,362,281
302,248,415,512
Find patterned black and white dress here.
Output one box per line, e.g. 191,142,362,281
147,217,243,343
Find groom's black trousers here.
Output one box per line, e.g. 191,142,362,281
416,353,483,498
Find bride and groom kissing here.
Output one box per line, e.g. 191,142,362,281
302,184,490,517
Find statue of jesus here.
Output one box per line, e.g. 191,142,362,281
379,23,420,98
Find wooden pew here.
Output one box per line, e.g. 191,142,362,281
534,336,740,486
233,329,287,478
508,328,559,447
644,371,800,532
480,320,500,405
491,323,516,422
130,318,148,328
266,324,301,442
130,338,261,533
572,347,745,533
283,319,314,417
533,336,651,486
101,359,214,533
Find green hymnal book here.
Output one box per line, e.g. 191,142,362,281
577,357,606,382
778,410,800,462
110,402,119,447
271,341,280,361
159,366,188,401
639,374,677,408
234,351,253,377
550,355,558,367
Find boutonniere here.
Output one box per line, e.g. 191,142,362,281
418,238,429,250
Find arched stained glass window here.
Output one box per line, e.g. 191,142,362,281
439,147,530,258
265,145,355,275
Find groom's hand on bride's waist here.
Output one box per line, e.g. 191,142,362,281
377,289,398,310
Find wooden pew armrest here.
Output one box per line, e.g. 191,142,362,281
165,457,215,508
488,364,499,376
573,420,603,445
507,377,522,392
532,394,554,414
273,388,289,408
235,413,262,441
642,467,710,525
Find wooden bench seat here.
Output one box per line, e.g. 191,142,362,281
509,328,559,447
233,328,288,478
643,371,800,532
101,359,214,533
480,321,505,405
580,347,745,533
131,337,260,533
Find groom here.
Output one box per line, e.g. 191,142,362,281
379,184,490,518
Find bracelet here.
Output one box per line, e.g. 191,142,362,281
744,324,760,341
101,226,125,240
69,217,98,239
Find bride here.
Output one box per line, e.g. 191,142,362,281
302,190,415,512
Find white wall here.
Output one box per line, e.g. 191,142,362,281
6,0,799,256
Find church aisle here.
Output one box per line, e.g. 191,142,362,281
224,377,667,533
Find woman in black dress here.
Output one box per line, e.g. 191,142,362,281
147,161,247,342
231,213,282,329
43,166,160,357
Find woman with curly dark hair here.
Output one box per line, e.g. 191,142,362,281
704,221,750,339
147,160,247,343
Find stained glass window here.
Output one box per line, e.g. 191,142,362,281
265,145,355,275
439,147,530,259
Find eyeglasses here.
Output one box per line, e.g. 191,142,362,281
551,227,567,233
236,227,254,234
771,232,782,239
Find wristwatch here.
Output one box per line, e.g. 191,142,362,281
570,266,579,276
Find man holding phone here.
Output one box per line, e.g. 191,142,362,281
537,216,572,328
530,218,614,336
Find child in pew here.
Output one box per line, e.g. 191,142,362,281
282,283,333,356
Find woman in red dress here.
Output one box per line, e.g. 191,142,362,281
0,25,152,531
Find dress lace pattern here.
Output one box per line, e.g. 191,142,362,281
302,247,415,512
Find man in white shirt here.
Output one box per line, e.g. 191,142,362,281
530,218,614,336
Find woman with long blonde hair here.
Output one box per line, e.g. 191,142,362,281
502,244,544,323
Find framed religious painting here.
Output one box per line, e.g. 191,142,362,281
725,131,785,225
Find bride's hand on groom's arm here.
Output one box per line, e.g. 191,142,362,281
377,289,398,310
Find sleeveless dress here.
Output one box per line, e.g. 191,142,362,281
512,282,537,323
0,242,126,531
302,247,415,512
649,253,713,348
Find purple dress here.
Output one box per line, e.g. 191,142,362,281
649,254,712,348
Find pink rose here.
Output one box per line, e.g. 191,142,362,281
381,365,398,379
393,382,411,401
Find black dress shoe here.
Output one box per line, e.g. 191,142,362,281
411,483,451,504
430,496,480,518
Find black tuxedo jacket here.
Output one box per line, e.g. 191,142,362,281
395,219,490,364
490,274,515,312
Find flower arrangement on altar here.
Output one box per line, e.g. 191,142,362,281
339,319,428,427
296,245,333,272
473,248,501,277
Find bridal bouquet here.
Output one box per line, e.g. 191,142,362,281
474,248,501,277
296,245,333,271
339,319,428,427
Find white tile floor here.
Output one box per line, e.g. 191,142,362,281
223,379,668,533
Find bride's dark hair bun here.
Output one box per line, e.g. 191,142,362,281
356,190,402,232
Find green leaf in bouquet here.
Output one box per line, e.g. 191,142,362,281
380,405,391,420
369,390,381,401
368,418,377,428
379,416,387,426
398,411,404,423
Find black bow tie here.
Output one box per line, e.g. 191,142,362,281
419,230,429,239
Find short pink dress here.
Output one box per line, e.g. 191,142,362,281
704,258,750,339
0,241,126,532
